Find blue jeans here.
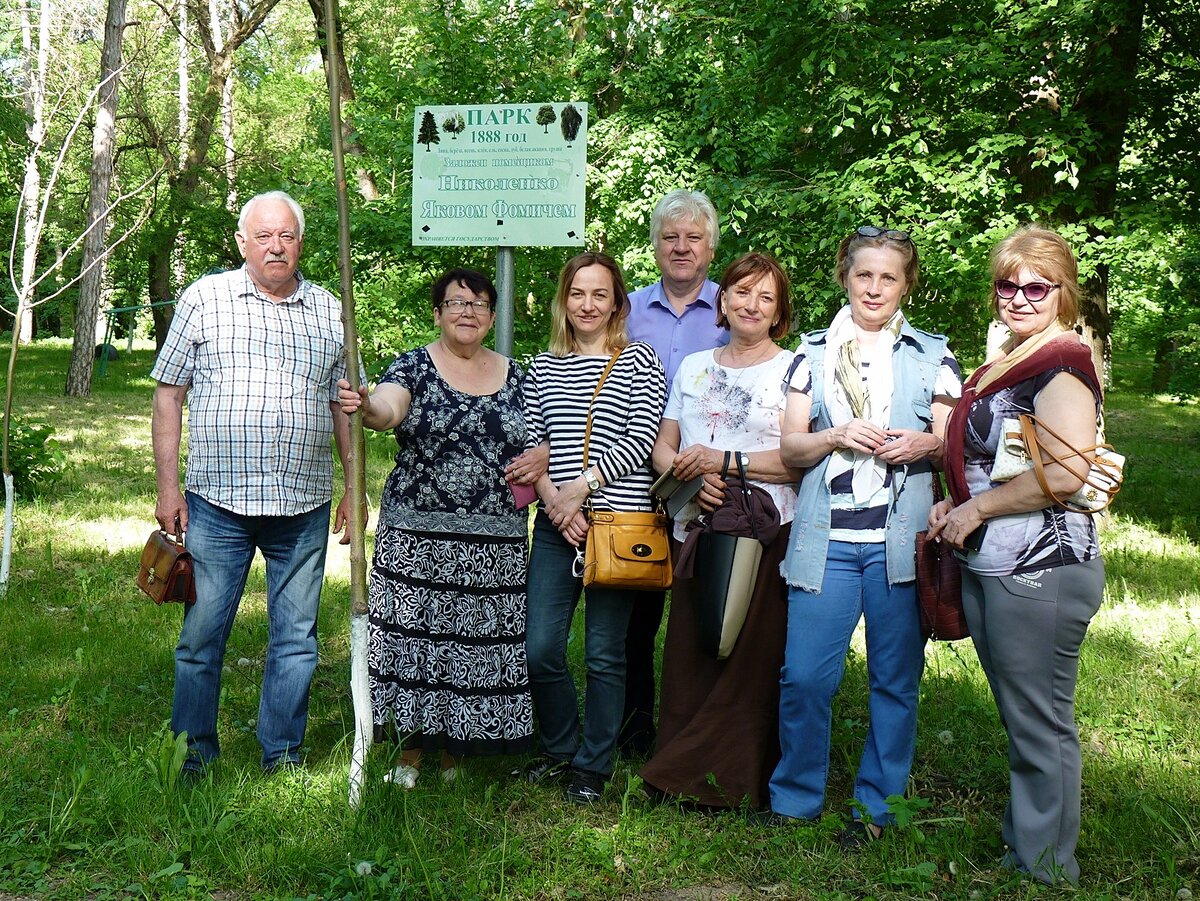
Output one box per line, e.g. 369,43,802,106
770,540,924,823
172,492,330,771
525,512,636,777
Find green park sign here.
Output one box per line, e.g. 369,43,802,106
411,102,587,247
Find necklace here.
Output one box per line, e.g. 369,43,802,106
719,341,777,369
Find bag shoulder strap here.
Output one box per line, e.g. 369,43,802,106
1020,414,1118,511
581,350,624,470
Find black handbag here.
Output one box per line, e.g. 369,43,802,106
678,455,777,659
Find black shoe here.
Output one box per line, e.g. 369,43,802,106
749,809,806,828
564,768,606,804
514,755,570,785
263,758,301,776
617,713,656,757
837,819,884,849
179,765,205,787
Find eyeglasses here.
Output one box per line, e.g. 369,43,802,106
994,280,1060,302
441,298,492,314
854,225,912,243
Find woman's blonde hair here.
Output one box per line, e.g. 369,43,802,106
548,252,631,356
834,228,921,300
990,224,1080,327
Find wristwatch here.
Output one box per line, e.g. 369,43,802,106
583,469,601,493
736,451,750,473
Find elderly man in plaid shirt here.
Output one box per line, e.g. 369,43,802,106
151,191,353,776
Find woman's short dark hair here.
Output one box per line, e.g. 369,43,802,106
715,252,793,341
431,268,497,310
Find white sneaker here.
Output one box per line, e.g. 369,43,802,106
440,767,458,784
383,764,419,789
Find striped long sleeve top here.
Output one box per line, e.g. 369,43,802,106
524,342,666,512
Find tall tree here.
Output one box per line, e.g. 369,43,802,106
135,0,284,348
4,0,155,592
308,0,380,201
15,0,50,347
64,0,128,398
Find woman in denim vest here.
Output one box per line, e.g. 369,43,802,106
766,227,961,845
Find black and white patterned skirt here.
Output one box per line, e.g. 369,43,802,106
368,524,533,756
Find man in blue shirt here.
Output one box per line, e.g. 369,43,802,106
622,189,729,755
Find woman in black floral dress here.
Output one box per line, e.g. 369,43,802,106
338,269,534,787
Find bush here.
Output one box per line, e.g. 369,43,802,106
3,417,66,495
1166,323,1200,402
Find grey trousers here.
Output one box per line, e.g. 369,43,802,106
960,558,1105,885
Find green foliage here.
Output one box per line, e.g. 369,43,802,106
7,0,1199,360
1166,323,1200,401
3,416,66,495
145,722,190,793
228,0,1191,366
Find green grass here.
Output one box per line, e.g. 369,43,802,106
0,339,1197,899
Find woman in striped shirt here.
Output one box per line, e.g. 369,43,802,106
519,252,667,804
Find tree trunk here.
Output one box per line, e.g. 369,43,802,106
149,243,173,352
148,0,284,347
66,0,127,397
1065,3,1145,385
213,0,238,213
307,0,380,201
173,0,190,293
16,0,49,348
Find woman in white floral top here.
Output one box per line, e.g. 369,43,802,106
641,252,800,809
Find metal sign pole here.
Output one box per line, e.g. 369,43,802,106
495,245,515,357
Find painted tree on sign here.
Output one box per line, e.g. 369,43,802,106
418,110,440,150
560,103,582,145
442,113,465,138
536,104,556,133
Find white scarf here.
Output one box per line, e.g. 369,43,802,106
822,304,904,505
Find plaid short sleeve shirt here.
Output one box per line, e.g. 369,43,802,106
151,266,347,516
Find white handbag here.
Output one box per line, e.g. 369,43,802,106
991,415,1124,514
990,418,1032,483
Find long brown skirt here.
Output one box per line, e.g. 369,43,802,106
640,524,791,809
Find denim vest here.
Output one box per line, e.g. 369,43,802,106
783,320,948,592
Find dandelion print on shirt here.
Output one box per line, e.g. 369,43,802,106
698,367,754,441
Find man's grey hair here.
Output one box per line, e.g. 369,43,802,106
237,191,305,240
649,189,719,251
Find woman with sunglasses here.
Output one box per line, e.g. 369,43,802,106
336,269,534,787
928,225,1104,884
768,226,961,844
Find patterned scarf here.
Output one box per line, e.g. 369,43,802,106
822,304,905,504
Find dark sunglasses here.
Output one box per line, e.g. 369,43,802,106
855,225,912,243
994,279,1060,302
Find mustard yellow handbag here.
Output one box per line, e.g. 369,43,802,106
582,508,673,590
574,350,672,591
